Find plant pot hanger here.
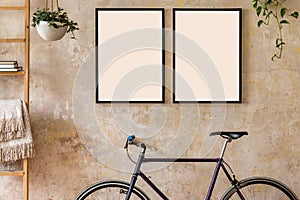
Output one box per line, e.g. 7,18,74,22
32,0,79,41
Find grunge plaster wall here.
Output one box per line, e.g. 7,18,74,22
0,0,299,199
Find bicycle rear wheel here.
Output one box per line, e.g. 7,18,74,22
75,180,150,200
221,177,298,200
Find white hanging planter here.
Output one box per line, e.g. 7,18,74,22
32,0,79,41
36,21,68,41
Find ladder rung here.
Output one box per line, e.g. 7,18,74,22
0,71,26,76
0,6,26,10
0,38,26,43
0,170,24,177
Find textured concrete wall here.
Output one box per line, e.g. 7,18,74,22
0,0,300,199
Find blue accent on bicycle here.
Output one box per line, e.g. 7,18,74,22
128,135,135,142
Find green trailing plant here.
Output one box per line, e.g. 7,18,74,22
252,0,298,60
32,7,79,39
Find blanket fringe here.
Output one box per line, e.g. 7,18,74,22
0,143,34,163
0,99,34,162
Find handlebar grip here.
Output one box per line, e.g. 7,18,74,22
127,135,135,142
124,135,135,149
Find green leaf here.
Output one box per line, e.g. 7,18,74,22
53,23,59,29
280,20,289,24
266,0,272,5
275,38,285,47
252,0,258,8
280,8,287,18
276,42,285,48
257,20,264,27
256,6,262,16
290,12,299,19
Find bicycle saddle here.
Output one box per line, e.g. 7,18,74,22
210,131,248,140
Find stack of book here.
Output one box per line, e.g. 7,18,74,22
0,61,22,72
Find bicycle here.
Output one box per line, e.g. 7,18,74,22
75,131,299,199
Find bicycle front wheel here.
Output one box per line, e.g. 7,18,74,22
75,180,150,200
221,177,298,200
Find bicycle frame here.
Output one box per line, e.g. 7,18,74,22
125,138,239,200
77,132,297,200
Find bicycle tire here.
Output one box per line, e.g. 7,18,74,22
75,180,150,200
221,176,298,200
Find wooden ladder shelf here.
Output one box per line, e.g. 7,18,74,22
0,0,30,199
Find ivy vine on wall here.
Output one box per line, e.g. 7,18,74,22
252,0,298,60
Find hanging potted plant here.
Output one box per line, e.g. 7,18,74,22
32,0,79,41
252,0,298,60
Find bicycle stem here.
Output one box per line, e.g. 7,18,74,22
134,141,146,154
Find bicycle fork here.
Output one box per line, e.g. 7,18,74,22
125,155,143,199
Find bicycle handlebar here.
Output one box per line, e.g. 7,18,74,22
124,135,135,149
128,135,135,142
124,135,134,149
124,135,146,153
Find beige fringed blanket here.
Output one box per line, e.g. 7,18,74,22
0,99,34,162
